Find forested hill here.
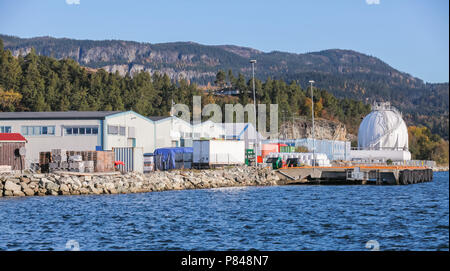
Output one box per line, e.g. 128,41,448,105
1,34,448,139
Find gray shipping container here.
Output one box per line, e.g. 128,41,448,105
113,147,144,173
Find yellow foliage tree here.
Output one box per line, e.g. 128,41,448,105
0,87,22,110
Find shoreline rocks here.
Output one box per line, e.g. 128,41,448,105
0,166,281,198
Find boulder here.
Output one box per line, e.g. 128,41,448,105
20,177,31,184
59,184,70,193
23,188,35,196
4,180,22,192
13,190,25,197
4,190,13,196
45,182,59,192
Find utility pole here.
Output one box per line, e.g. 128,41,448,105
309,80,315,168
250,59,258,167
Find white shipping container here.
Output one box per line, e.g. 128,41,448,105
193,140,245,166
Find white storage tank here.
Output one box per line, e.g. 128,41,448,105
358,102,409,150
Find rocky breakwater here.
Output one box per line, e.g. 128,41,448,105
0,166,280,197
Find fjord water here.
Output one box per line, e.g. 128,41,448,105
0,172,448,251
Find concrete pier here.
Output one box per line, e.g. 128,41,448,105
276,166,433,185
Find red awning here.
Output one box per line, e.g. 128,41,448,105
0,133,27,142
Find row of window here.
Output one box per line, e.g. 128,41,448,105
21,126,56,136
20,126,100,136
2,125,133,136
65,127,99,135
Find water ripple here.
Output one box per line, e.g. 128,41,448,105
0,172,448,251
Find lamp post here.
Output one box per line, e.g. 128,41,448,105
309,80,315,168
250,59,258,167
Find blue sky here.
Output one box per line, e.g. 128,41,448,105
0,0,448,83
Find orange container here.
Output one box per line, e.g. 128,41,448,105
261,143,279,158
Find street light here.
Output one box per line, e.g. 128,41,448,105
309,80,315,168
250,59,258,167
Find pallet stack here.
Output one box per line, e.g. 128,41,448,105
39,149,115,173
49,149,68,171
68,154,84,173
39,152,51,173
84,160,95,173
94,151,115,172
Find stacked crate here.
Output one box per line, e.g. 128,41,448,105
49,149,68,172
143,154,154,173
84,160,95,173
94,151,115,172
68,154,84,173
81,151,95,172
39,150,115,173
39,152,51,173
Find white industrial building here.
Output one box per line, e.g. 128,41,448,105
0,111,158,168
222,122,265,150
351,102,411,161
151,117,226,148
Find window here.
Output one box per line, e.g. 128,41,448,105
108,125,126,136
0,126,11,133
21,126,55,136
108,125,118,135
64,126,98,136
119,126,126,136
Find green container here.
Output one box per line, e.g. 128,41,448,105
280,146,295,153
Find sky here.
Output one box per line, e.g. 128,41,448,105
0,0,448,83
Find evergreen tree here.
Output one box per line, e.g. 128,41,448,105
236,73,248,105
214,70,226,88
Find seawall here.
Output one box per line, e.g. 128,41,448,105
0,167,281,197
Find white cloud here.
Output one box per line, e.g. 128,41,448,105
66,0,80,5
366,0,380,5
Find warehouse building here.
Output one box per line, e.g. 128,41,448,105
0,111,157,168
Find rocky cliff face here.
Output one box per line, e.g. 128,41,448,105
1,34,427,87
279,117,355,141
